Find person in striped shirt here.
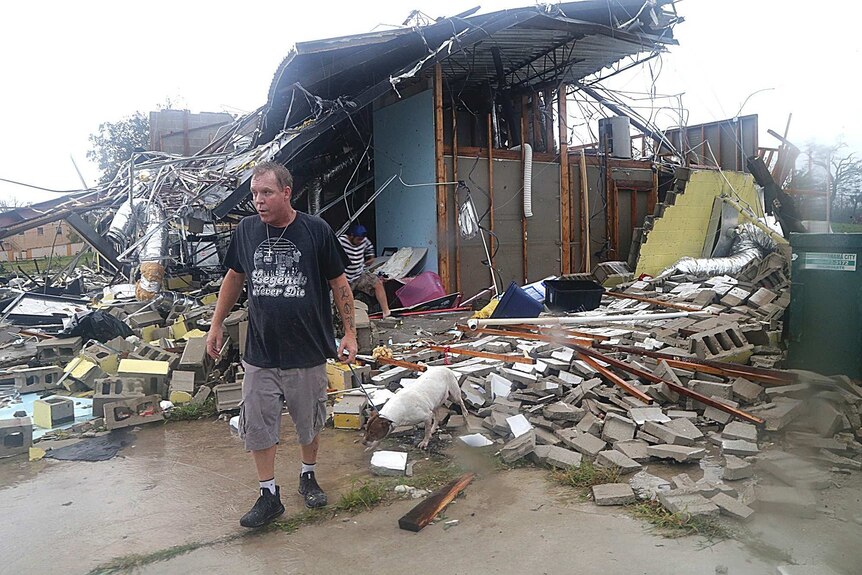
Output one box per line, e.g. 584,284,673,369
338,223,391,318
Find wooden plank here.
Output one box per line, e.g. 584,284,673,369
398,473,475,532
558,85,571,275
373,356,428,372
427,344,535,365
580,149,591,272
648,168,658,216
579,355,653,404
610,179,619,259
487,114,496,269
453,100,461,294
455,324,596,346
434,64,451,293
570,344,764,424
629,189,638,251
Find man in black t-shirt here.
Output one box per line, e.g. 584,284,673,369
206,161,358,528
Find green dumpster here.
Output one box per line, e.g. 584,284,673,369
787,233,862,378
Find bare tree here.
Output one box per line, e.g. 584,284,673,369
0,195,30,212
793,142,862,222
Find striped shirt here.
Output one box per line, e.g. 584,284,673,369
338,235,375,282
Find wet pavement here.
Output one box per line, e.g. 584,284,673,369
1,418,860,575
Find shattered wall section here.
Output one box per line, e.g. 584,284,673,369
635,170,764,277
374,89,438,271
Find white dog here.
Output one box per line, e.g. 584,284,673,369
362,366,467,450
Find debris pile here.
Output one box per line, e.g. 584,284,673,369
351,252,861,524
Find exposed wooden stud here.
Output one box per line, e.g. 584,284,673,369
452,100,461,294
648,168,658,216
427,344,535,364
521,95,529,283
558,85,572,275
434,64,451,293
629,188,637,257
487,114,496,269
580,149,591,272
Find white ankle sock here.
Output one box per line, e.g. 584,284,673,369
301,462,316,475
259,478,276,495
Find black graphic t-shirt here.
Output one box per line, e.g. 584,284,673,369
223,212,345,369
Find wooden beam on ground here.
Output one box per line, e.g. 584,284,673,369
455,324,596,346
434,63,451,293
558,85,572,275
605,291,704,312
371,356,428,372
398,473,475,532
427,344,534,365
570,343,763,424
578,354,654,404
594,343,796,385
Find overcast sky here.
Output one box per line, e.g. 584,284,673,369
1,0,859,205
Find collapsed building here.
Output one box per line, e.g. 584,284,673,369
1,3,861,558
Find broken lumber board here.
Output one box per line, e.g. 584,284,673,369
578,354,653,404
398,473,475,532
594,343,795,385
605,291,704,312
427,344,534,365
495,323,611,341
372,357,427,372
569,343,763,425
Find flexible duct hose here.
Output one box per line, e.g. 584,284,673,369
523,143,533,217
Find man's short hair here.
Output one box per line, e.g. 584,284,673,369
252,161,293,191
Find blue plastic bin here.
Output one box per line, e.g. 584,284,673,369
491,281,543,319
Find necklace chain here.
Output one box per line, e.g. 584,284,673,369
266,221,290,255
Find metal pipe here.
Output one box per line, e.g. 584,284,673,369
467,311,707,330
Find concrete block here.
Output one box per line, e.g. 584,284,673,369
601,413,636,443
544,445,582,469
576,412,603,435
596,450,642,475
13,366,63,393
92,377,146,417
722,421,758,442
629,471,671,500
642,421,694,446
658,491,719,517
543,401,585,422
81,341,120,375
753,485,816,518
128,310,164,329
191,385,212,405
647,444,706,462
0,416,33,458
614,439,650,463
757,450,831,490
179,336,213,384
688,323,753,363
36,337,83,364
213,382,242,412
533,427,562,446
628,407,671,425
721,439,759,456
752,398,804,432
671,473,696,490
592,483,636,506
722,455,753,481
731,377,764,403
500,429,536,463
710,493,754,521
806,399,845,437
690,380,733,400
170,370,196,394
104,395,163,430
555,429,607,458
703,396,740,424
665,417,704,443
118,359,170,397
33,396,75,428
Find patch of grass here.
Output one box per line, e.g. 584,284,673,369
335,481,388,512
270,508,331,533
165,397,217,421
551,461,621,496
85,536,241,575
629,499,730,540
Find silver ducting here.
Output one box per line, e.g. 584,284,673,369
106,198,139,248
139,203,168,263
658,222,778,278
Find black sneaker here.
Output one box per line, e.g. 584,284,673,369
298,471,328,508
240,486,285,528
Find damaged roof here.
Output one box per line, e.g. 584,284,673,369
258,0,679,144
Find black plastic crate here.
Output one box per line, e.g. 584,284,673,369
543,279,604,312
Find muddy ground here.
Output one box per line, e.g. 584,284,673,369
1,414,860,575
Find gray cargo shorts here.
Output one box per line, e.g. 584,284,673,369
238,361,328,450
